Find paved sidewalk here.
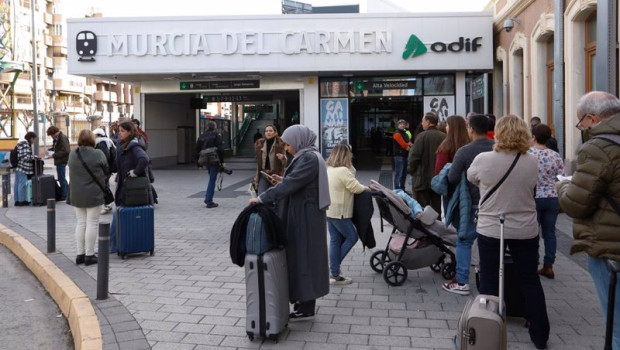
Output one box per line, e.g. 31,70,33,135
2,166,606,349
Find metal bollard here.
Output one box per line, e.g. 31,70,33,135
97,222,110,300
47,199,55,253
2,173,10,208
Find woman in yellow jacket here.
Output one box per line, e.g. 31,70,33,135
326,143,369,285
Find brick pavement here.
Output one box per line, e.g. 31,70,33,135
2,166,606,349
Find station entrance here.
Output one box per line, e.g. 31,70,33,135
144,90,299,168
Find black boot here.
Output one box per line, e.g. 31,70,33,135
76,254,85,265
84,255,98,266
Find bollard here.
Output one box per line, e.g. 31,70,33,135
47,199,55,253
2,173,9,208
97,222,110,300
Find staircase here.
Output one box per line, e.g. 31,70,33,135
236,112,276,157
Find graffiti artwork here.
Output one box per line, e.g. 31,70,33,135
320,98,349,158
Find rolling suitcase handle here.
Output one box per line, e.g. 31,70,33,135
605,259,619,350
498,213,505,317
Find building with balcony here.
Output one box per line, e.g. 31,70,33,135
0,0,134,146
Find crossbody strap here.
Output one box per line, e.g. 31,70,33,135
479,153,521,207
76,148,107,194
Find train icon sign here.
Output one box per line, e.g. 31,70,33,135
76,31,97,62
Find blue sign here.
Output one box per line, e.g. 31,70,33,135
320,98,348,158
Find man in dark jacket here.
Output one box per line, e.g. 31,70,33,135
46,126,70,201
557,91,620,348
442,114,494,296
408,112,445,215
195,121,225,208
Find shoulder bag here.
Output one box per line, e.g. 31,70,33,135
474,153,521,223
76,148,115,205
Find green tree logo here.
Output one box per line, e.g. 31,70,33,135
402,34,427,59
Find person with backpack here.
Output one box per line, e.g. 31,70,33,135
93,128,116,214
12,132,37,206
557,91,620,349
195,121,224,208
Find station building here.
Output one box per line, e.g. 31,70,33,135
67,13,493,166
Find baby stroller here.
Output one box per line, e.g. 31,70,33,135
369,180,457,286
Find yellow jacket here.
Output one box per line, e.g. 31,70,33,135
326,166,366,219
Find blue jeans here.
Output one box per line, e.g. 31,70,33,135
56,164,68,200
393,156,407,190
204,164,219,204
535,197,559,265
455,211,477,284
588,256,620,350
477,234,550,347
327,218,359,277
14,171,28,203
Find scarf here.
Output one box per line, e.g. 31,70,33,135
281,125,330,210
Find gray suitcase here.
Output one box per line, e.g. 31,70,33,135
245,249,289,341
456,214,507,350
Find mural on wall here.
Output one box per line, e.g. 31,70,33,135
0,0,12,61
424,95,455,121
320,98,349,158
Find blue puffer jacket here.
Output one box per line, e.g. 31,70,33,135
445,171,472,240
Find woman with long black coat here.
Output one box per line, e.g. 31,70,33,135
248,124,330,321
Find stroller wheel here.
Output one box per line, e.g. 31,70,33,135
383,261,408,286
370,251,391,273
441,261,456,280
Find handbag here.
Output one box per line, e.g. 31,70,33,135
76,148,114,205
474,153,521,223
122,176,151,207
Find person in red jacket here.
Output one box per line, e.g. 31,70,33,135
132,119,149,149
392,119,411,190
434,115,470,175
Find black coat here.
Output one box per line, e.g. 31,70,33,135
352,192,376,249
230,203,286,267
114,139,149,206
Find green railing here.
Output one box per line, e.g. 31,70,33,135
235,113,256,148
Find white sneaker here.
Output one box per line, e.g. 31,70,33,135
441,279,470,295
100,206,112,215
329,275,352,285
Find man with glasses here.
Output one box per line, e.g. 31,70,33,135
557,91,620,348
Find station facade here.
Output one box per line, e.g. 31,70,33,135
67,13,493,166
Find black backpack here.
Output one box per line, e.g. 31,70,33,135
9,143,19,168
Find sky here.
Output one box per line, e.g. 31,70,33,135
60,0,491,19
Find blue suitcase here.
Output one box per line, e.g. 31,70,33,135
117,205,154,259
25,179,32,204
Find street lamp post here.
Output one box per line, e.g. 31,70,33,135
31,1,40,155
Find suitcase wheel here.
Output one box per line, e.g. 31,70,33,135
441,261,456,280
370,250,391,274
268,334,278,342
150,250,154,256
120,253,126,260
383,261,407,286
247,332,254,341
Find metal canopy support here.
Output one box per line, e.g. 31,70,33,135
595,0,618,95
0,61,25,138
553,0,566,158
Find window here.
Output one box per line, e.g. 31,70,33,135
20,0,31,9
546,40,555,132
423,75,455,95
585,14,597,92
319,78,349,98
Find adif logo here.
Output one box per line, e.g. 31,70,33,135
402,34,427,59
402,34,482,59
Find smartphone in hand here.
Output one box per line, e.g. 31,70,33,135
260,171,274,181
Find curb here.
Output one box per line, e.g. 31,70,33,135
0,223,103,350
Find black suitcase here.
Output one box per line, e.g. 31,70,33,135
475,251,526,319
32,175,55,206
